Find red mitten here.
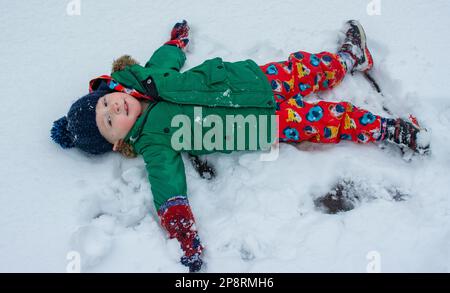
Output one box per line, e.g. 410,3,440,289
164,20,190,50
158,196,203,272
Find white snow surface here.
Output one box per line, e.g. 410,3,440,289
1,0,449,272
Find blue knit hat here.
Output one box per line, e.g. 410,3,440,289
51,82,114,155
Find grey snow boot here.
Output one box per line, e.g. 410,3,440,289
338,20,374,72
382,118,431,155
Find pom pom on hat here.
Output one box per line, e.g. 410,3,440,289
51,116,75,148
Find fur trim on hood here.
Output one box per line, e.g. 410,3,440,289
112,55,139,73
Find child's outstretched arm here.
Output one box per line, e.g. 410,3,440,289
109,21,189,98
144,20,190,71
140,144,203,272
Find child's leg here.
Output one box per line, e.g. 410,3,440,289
259,51,349,108
277,98,383,144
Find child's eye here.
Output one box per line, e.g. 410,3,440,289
104,99,107,107
108,116,112,126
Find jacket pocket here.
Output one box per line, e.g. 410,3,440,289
189,57,228,86
207,58,228,85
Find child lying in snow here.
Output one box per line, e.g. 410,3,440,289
51,20,430,272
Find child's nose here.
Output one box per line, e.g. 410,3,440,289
112,102,120,114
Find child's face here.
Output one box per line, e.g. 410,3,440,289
95,92,142,150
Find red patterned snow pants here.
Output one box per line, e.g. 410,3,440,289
260,51,383,144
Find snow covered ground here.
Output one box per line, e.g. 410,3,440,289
1,0,449,273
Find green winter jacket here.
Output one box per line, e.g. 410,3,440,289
113,45,277,210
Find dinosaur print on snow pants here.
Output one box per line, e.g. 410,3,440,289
260,51,383,144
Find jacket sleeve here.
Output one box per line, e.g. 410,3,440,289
140,143,187,208
144,44,186,71
140,144,203,270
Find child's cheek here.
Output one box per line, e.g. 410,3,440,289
126,118,135,131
